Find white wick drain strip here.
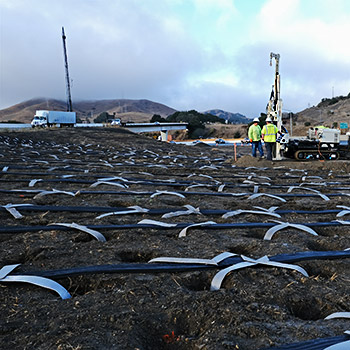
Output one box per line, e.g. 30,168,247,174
0,264,71,300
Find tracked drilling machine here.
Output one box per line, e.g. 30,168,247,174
265,53,348,161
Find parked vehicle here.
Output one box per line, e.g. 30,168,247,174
31,110,76,128
215,138,226,144
111,119,121,125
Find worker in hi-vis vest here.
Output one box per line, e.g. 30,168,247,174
248,117,264,158
261,117,278,160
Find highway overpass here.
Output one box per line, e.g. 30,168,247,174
122,122,188,141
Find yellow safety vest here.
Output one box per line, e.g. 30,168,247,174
262,124,278,142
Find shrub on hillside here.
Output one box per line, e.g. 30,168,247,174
94,112,112,123
166,110,224,138
150,114,165,123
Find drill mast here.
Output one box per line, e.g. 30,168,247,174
267,52,283,160
267,52,282,124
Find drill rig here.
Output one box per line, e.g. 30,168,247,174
266,52,285,160
265,53,345,161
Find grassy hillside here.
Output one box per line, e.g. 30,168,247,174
0,98,177,123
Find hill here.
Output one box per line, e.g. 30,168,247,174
204,109,251,124
0,98,177,123
292,94,350,135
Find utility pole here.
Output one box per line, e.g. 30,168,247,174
62,27,73,112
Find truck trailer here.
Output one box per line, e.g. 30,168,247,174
31,110,76,128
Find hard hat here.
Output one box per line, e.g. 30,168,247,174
266,117,272,122
253,117,259,122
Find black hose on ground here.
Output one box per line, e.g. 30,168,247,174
12,250,350,279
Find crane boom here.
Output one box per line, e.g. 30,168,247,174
62,27,73,112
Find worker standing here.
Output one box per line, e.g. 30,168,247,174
261,117,278,160
248,117,264,158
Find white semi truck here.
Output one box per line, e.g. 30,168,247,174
31,110,76,128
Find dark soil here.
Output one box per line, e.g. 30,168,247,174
0,127,350,350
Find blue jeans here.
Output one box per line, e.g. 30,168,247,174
252,141,264,157
265,142,275,160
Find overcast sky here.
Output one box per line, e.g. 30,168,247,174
1,0,349,118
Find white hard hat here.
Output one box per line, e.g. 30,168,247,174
253,117,259,122
266,117,272,122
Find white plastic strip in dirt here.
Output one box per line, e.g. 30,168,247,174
2,166,9,172
200,165,218,170
2,204,33,219
325,312,350,320
300,182,327,187
243,180,259,185
49,222,106,242
218,184,225,192
254,206,279,212
146,164,168,169
336,206,350,217
188,174,214,180
96,206,149,219
0,264,20,279
97,176,129,183
336,220,350,227
226,193,249,197
185,184,212,191
244,167,268,170
210,255,309,291
324,340,350,350
162,205,202,219
28,179,42,187
33,189,79,199
287,186,330,201
178,221,217,238
90,181,128,188
150,190,185,199
302,175,323,181
247,174,271,181
137,219,178,228
222,208,281,219
264,220,318,240
0,264,71,300
148,252,237,266
289,168,307,173
248,193,286,202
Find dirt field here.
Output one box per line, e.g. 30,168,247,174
0,127,350,350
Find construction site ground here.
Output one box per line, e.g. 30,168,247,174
0,127,350,350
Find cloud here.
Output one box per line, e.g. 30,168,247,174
0,0,349,118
